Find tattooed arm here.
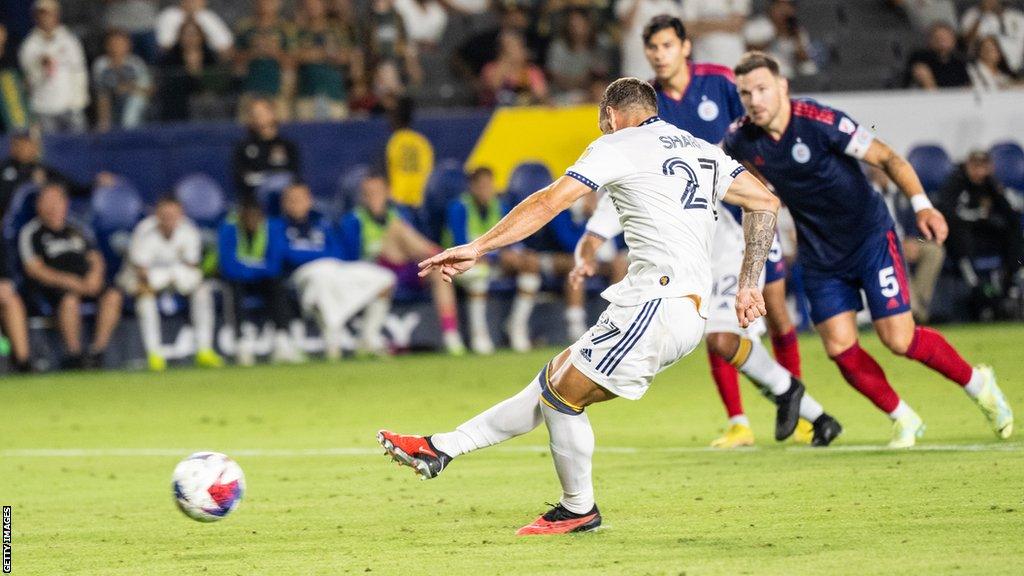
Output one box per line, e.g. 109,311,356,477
862,138,948,244
723,170,780,327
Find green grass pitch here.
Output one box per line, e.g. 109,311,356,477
1,324,1022,575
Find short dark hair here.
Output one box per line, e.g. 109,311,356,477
600,77,658,115
733,51,781,77
155,194,181,207
469,167,493,181
642,15,686,45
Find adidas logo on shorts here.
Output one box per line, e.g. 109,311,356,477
580,348,592,362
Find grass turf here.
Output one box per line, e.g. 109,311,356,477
1,324,1022,575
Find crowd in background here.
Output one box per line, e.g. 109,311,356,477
0,0,1022,134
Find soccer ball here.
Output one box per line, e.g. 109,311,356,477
172,452,245,522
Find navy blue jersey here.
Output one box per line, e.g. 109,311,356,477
723,98,893,272
653,63,746,144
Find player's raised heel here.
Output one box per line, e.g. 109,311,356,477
888,409,925,449
973,365,1013,439
516,503,602,536
773,378,805,441
376,430,452,480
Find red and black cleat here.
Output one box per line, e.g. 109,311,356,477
376,430,452,479
516,503,602,536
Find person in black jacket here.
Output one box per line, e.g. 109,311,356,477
937,150,1023,318
231,97,301,203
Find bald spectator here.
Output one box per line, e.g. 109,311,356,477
18,0,89,133
19,184,124,369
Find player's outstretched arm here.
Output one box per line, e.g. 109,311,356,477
419,176,593,282
862,139,948,244
723,170,780,327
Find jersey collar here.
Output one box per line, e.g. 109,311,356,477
639,116,661,127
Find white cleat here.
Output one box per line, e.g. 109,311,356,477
974,365,1013,439
471,333,495,355
888,408,926,449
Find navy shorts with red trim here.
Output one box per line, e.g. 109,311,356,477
802,226,911,325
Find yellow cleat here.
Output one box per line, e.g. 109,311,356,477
147,353,167,372
791,418,814,444
710,423,755,448
195,348,225,368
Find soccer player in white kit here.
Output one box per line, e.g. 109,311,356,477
377,78,780,535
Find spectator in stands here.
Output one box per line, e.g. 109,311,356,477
960,0,1024,74
235,0,296,121
0,131,115,218
615,0,685,79
366,0,424,88
545,8,612,105
232,98,302,203
217,199,301,366
158,18,230,121
744,0,819,78
384,97,433,209
968,35,1018,90
889,0,958,33
340,173,465,354
118,196,222,371
156,0,234,60
905,22,971,89
18,0,89,133
866,165,945,324
349,60,406,116
394,0,449,50
457,4,534,79
92,30,153,131
0,25,30,135
326,0,366,96
102,0,160,62
480,31,548,107
293,0,356,120
280,182,396,358
683,0,751,67
18,183,123,369
937,150,1024,320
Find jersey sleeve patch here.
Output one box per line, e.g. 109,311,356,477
729,165,746,178
843,125,875,160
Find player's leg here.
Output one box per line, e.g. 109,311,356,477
457,264,495,355
764,278,801,378
707,331,839,444
426,269,465,355
706,347,751,447
499,249,540,352
133,288,165,371
56,292,84,366
550,253,588,340
263,278,303,364
190,281,223,367
0,280,32,371
90,287,123,367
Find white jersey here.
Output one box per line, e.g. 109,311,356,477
127,215,202,271
566,117,745,313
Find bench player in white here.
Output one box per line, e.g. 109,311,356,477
377,78,781,535
575,191,843,446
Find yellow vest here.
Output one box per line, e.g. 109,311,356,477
386,128,434,208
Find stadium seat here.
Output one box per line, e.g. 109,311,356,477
255,172,295,217
175,173,227,227
906,144,954,195
92,179,144,282
421,159,467,242
990,141,1024,191
334,164,372,217
505,162,553,207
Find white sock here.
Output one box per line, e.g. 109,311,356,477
510,273,540,328
799,394,825,422
888,399,911,420
738,337,791,396
541,402,595,515
468,296,489,338
190,282,215,351
430,376,543,458
729,414,751,427
963,369,984,398
360,297,390,350
135,294,162,355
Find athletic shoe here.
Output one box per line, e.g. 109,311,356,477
710,423,755,448
773,377,805,441
791,418,814,444
811,413,842,447
471,332,495,355
516,503,602,536
148,353,167,372
443,331,466,356
973,365,1013,439
195,348,224,368
888,408,925,449
376,430,452,480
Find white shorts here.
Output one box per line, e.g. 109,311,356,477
569,296,705,401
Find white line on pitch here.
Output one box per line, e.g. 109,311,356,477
1,443,1019,458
